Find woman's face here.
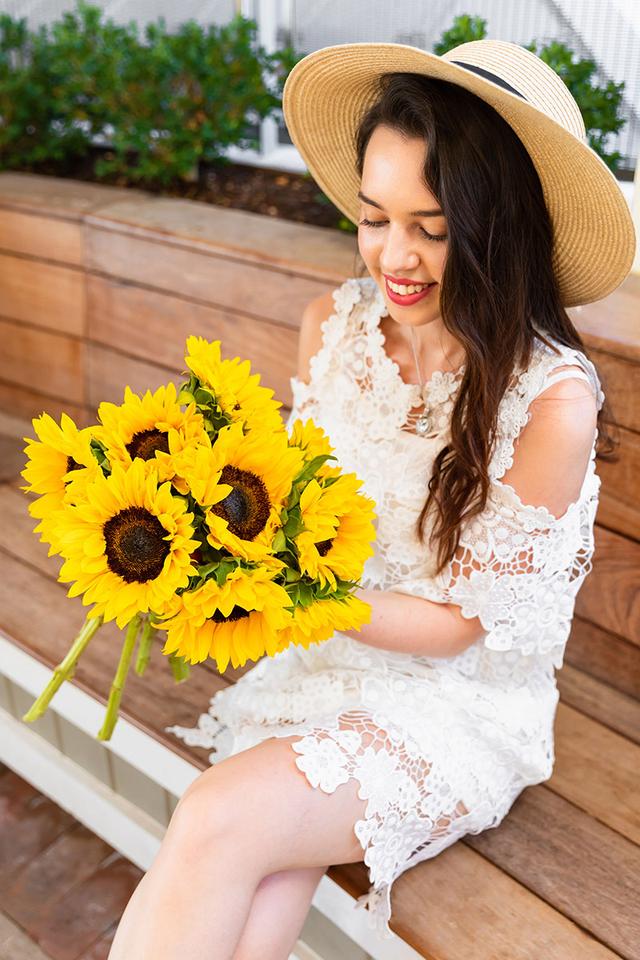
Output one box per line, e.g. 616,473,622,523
357,124,448,326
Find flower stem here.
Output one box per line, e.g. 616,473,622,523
97,612,143,741
168,651,190,682
22,611,104,723
134,615,156,676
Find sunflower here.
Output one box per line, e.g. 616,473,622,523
158,566,295,671
21,412,103,552
297,473,377,590
203,420,305,562
288,418,340,479
55,458,200,629
95,382,207,486
184,336,284,435
276,592,372,652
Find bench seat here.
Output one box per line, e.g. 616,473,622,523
0,172,638,959
0,475,638,959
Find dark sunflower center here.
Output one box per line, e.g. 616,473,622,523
316,538,334,557
210,464,270,540
211,604,251,623
103,505,170,582
126,429,170,461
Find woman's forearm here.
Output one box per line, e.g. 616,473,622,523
343,586,485,658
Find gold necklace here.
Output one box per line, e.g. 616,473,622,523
408,325,433,435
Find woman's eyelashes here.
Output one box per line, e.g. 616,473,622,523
358,217,447,243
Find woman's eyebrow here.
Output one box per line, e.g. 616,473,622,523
357,190,443,217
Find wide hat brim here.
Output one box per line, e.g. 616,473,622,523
282,41,637,307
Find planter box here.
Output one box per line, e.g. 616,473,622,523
0,171,357,428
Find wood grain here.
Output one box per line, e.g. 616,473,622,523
0,379,90,428
464,786,639,959
566,615,640,700
87,273,299,406
576,525,640,645
0,208,84,266
0,546,231,761
86,342,179,410
556,661,640,742
552,701,640,843
0,318,85,405
569,273,640,365
337,837,623,960
595,424,640,540
0,253,85,336
86,225,335,328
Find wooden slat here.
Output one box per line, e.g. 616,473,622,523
0,317,85,405
0,547,231,756
86,343,179,410
588,348,640,433
87,274,299,407
576,525,640,645
566,616,640,701
0,252,85,335
0,434,27,483
570,273,640,365
86,224,335,328
556,661,640,742
85,193,355,280
2,504,639,956
0,172,149,221
464,786,639,960
0,542,630,960
0,378,90,428
337,841,622,960
0,207,84,266
551,701,640,844
0,483,63,579
596,424,640,540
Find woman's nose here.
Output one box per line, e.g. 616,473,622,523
380,227,420,274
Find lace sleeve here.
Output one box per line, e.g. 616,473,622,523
390,355,604,663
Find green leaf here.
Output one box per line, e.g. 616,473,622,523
272,528,287,552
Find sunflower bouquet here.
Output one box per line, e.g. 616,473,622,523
20,335,376,740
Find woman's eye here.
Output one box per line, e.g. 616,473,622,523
358,217,447,243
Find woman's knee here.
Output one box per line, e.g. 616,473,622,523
169,766,241,851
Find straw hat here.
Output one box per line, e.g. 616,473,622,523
282,38,636,307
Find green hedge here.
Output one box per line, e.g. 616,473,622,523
0,2,299,185
0,5,627,191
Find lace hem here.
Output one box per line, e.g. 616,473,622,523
167,703,508,942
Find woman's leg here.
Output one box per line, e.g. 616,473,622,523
231,865,328,960
107,734,368,960
107,799,264,960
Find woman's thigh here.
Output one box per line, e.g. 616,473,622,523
173,733,369,875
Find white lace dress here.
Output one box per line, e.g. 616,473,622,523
167,275,605,939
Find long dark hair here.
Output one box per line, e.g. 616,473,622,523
353,72,618,576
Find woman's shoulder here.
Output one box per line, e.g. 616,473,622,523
526,324,605,410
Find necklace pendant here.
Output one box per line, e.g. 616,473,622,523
415,411,432,435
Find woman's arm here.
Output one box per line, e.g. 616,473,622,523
343,587,485,658
343,369,599,660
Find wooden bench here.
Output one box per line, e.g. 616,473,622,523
0,173,638,959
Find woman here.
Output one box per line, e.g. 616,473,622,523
108,38,635,959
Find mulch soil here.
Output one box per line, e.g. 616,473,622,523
18,146,353,232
